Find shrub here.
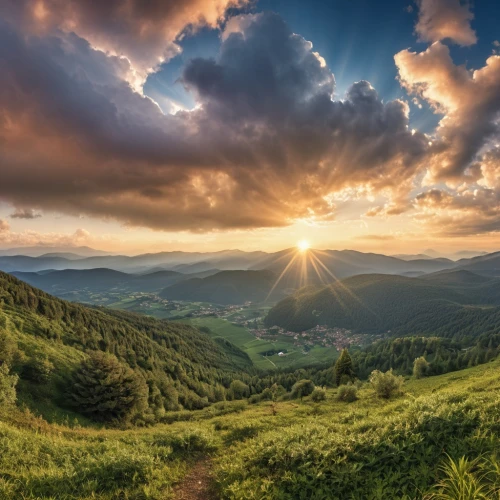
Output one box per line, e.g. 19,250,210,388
248,394,261,404
290,379,315,400
68,351,148,422
229,380,250,400
334,348,355,386
413,356,430,379
22,355,54,383
311,388,326,402
0,331,16,366
336,384,358,402
0,363,17,405
369,369,404,399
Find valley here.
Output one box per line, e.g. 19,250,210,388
1,247,500,498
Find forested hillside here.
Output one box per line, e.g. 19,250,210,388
265,272,500,341
160,269,287,304
0,271,253,420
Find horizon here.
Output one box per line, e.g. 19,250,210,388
1,0,500,254
0,243,494,261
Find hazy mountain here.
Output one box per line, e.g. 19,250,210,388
453,250,488,259
250,249,456,280
455,251,500,276
0,245,110,258
10,267,220,299
392,254,433,261
2,247,500,284
0,249,270,273
160,269,287,304
170,261,219,273
421,269,495,285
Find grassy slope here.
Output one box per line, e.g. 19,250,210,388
1,359,499,499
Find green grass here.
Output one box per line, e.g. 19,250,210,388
177,316,340,370
1,359,499,499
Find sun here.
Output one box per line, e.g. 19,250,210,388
297,239,310,252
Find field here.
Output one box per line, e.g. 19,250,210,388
1,359,499,499
176,316,339,370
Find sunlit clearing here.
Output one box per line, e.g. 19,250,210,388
297,240,310,252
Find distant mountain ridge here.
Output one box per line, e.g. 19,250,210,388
2,248,500,296
11,267,220,299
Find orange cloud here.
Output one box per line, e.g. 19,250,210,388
415,0,477,46
0,13,428,232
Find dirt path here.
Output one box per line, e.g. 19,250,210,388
173,458,218,500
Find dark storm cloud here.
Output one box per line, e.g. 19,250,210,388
0,12,428,231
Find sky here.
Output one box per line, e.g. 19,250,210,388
1,0,500,255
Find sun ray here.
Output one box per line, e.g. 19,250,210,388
265,252,300,301
311,251,379,318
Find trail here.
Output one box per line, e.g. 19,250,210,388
173,457,218,500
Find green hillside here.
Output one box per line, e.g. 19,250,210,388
265,272,500,341
160,270,288,305
0,356,499,498
0,271,253,419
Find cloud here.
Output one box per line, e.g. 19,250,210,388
415,0,477,46
354,234,396,241
10,208,42,219
395,43,500,183
412,148,500,236
0,224,99,248
2,0,248,89
0,220,10,233
0,13,428,232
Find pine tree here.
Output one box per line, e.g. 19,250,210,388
334,349,355,386
68,351,147,422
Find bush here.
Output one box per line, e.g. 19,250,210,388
68,352,148,422
22,355,54,383
248,394,261,404
336,384,358,402
229,380,250,400
290,379,315,400
369,369,404,399
0,331,16,366
311,388,326,402
0,363,17,405
413,356,430,379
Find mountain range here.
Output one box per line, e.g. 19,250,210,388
3,248,500,306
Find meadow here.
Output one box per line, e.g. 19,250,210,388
1,358,499,499
178,316,339,370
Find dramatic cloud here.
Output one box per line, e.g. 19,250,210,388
413,149,500,236
10,208,42,219
415,0,477,46
395,43,500,183
1,0,248,88
0,12,428,232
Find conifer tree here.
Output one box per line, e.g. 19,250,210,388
334,348,355,386
68,351,147,422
